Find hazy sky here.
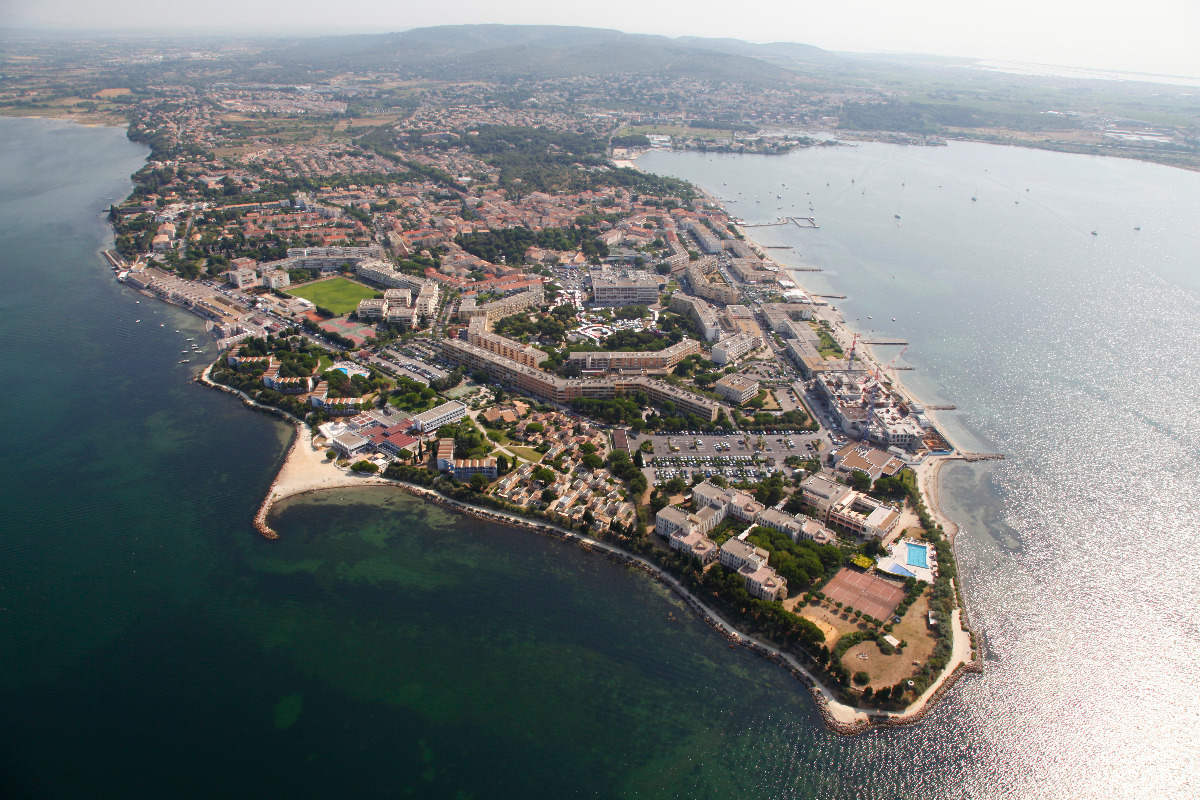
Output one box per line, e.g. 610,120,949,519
3,0,1198,78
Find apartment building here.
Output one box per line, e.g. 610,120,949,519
437,338,722,421
467,318,548,369
799,473,853,522
714,373,761,405
412,400,468,432
692,481,763,522
436,438,456,471
669,529,719,563
288,245,383,270
566,338,699,372
461,286,544,322
451,458,498,481
356,298,387,321
590,272,665,306
719,538,787,601
668,294,722,342
712,332,761,366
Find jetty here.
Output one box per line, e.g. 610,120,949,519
102,249,127,270
927,404,957,411
961,452,1005,462
865,338,908,346
741,216,821,229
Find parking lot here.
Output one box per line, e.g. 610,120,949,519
642,429,822,486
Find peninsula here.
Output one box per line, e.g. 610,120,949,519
3,24,1021,731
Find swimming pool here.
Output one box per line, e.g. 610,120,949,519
906,543,929,569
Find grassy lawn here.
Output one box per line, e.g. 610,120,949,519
508,446,544,464
289,277,378,316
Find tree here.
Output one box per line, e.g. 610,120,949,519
849,470,872,492
853,671,870,686
875,686,891,703
496,454,510,474
541,488,558,503
581,453,604,470
532,467,556,484
325,450,338,460
350,460,379,473
469,473,490,492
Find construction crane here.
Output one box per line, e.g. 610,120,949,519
846,333,860,371
882,346,908,373
861,350,904,443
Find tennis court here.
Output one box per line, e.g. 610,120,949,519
823,567,906,621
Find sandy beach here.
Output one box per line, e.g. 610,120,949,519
254,424,395,537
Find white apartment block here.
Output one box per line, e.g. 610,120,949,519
590,273,664,306
412,400,468,432
668,294,722,342
714,374,761,405
356,298,387,321
712,332,762,366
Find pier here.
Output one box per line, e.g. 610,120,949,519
865,338,908,346
961,452,1005,462
102,249,127,270
927,404,957,411
741,216,821,229
814,294,846,299
791,267,823,272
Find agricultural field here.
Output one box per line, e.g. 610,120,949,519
289,277,379,316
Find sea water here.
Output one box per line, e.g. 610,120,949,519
2,116,1198,798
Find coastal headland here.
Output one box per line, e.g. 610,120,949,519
183,177,984,731
83,69,988,730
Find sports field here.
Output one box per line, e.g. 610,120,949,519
823,568,906,622
289,278,378,316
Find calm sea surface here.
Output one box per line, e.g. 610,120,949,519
1,118,1196,799
641,143,1200,797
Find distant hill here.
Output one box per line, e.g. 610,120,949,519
247,24,837,85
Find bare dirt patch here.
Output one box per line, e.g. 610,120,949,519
840,594,937,689
798,603,861,648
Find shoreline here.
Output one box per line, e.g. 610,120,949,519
630,149,983,718
208,362,979,734
176,146,983,731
